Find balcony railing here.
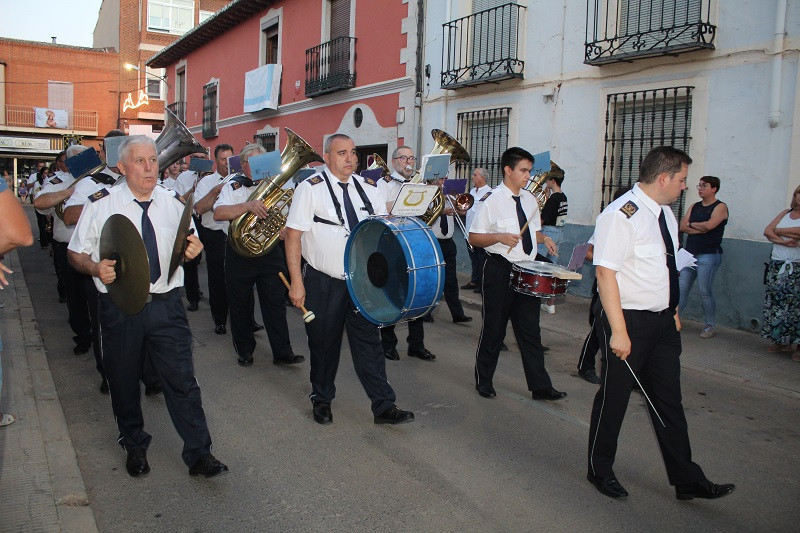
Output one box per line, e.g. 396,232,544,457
4,105,98,132
585,0,715,66
167,101,186,124
441,3,525,89
305,36,357,97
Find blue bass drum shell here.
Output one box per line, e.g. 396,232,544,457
344,215,445,326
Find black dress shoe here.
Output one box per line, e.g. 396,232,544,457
473,287,482,294
408,347,436,361
579,369,601,384
125,449,150,478
675,480,735,500
532,387,567,401
237,354,254,367
542,345,550,352
374,405,414,424
453,315,473,324
475,384,496,398
312,402,332,425
99,378,109,394
73,339,92,355
214,324,227,335
499,343,509,352
384,347,400,361
144,382,163,396
187,301,199,312
273,353,305,365
460,282,478,290
587,473,628,499
189,453,229,478
422,314,434,323
252,322,264,332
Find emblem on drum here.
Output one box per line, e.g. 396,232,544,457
402,190,425,207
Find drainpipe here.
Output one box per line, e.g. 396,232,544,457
0,61,6,126
414,0,425,152
768,0,787,128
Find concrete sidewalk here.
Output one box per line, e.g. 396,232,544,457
1,222,798,531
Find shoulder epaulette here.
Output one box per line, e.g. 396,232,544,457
229,173,253,188
480,191,492,202
383,175,393,183
308,175,324,185
363,176,378,187
619,200,638,219
231,181,242,190
173,190,186,204
89,188,110,202
50,177,63,185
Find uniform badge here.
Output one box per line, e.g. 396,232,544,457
231,181,242,190
50,177,63,185
383,175,393,183
309,176,323,186
173,190,186,204
619,200,638,219
363,177,378,187
480,191,492,202
89,188,110,202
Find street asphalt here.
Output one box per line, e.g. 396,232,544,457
1,205,799,532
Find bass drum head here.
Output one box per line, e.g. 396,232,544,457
345,215,444,326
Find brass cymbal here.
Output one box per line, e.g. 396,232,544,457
168,193,195,282
99,214,150,315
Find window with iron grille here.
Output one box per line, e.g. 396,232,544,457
455,107,511,187
202,82,218,139
600,86,693,218
585,0,715,65
254,133,276,152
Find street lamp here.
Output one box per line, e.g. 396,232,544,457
124,62,170,87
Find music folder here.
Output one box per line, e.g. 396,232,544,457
103,136,125,168
420,153,451,181
227,155,243,175
66,148,103,178
188,157,214,173
389,183,438,217
245,151,282,183
531,151,551,177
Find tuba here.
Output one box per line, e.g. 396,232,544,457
524,161,563,211
228,128,323,258
413,129,471,225
156,108,206,175
367,153,392,179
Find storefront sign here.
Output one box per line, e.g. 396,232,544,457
0,136,52,151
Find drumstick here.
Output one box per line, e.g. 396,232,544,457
506,216,535,254
278,272,315,323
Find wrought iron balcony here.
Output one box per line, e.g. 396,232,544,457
167,101,186,124
585,0,715,66
441,3,525,89
305,36,357,97
4,105,98,133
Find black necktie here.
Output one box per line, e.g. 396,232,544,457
338,182,360,231
658,210,679,311
513,196,533,255
134,199,161,284
440,214,449,235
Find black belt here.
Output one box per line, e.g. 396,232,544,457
627,308,675,316
145,288,178,303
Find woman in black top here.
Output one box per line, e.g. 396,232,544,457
678,175,729,338
538,175,567,313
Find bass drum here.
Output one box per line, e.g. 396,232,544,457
344,215,444,326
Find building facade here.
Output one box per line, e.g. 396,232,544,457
147,0,419,164
419,0,800,331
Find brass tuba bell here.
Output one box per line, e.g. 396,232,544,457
156,108,207,175
228,128,324,258
367,153,391,178
413,129,471,225
524,161,563,211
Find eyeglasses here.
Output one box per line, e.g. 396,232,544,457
696,183,711,189
393,155,415,163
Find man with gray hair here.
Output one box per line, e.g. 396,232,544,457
68,135,227,478
214,143,304,368
462,167,492,293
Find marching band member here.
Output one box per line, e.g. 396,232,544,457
194,143,234,334
285,133,414,425
160,160,180,189
173,150,209,312
462,168,491,293
67,135,227,478
376,146,435,361
587,146,734,500
213,144,303,368
468,147,566,401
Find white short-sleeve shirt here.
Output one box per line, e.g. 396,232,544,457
213,175,253,235
36,172,76,242
195,171,231,232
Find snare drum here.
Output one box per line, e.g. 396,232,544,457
344,215,444,326
510,260,569,298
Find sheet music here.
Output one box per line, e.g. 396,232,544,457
676,248,697,271
567,243,592,272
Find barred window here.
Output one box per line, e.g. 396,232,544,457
254,133,276,152
601,86,693,218
202,82,218,139
455,107,511,187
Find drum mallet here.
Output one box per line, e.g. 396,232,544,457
278,272,315,323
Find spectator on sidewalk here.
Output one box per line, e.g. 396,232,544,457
538,168,567,314
0,174,35,427
678,176,728,339
762,183,800,358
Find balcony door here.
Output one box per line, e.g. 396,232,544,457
471,0,519,78
328,0,351,77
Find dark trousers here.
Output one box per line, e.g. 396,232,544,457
588,307,706,485
98,290,211,466
197,225,227,326
224,242,292,359
183,253,201,305
35,211,50,247
468,246,487,284
474,255,552,392
437,238,466,319
54,240,91,343
303,266,396,415
380,318,424,352
578,281,601,373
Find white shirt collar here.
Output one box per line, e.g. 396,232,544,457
631,183,661,217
